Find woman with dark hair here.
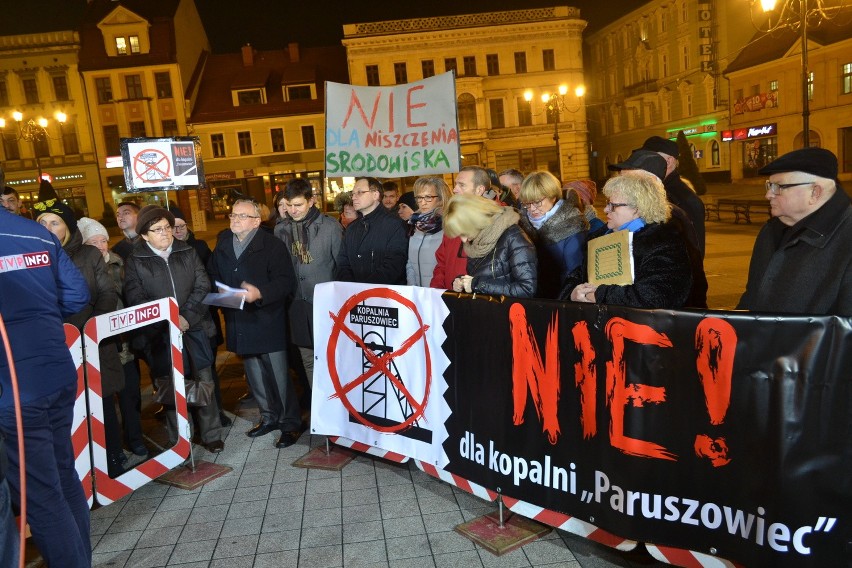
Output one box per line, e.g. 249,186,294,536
561,171,693,309
443,193,537,298
406,177,452,286
518,171,588,299
124,206,225,453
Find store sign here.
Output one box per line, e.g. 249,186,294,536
666,124,717,138
205,171,237,182
722,123,776,142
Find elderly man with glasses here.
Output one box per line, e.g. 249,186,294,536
737,148,852,315
210,199,303,448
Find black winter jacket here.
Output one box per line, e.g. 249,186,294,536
665,172,706,256
560,222,692,309
124,238,214,336
335,205,408,284
468,224,538,298
209,229,296,355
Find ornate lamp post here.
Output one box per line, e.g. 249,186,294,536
753,0,841,147
0,111,67,178
524,84,585,181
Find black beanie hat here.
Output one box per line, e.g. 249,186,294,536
398,191,417,211
34,180,77,235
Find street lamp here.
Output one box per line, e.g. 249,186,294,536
524,84,585,181
0,111,67,178
753,0,841,147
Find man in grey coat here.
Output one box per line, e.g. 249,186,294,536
274,178,342,395
738,147,852,315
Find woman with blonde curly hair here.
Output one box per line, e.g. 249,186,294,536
444,193,537,298
406,176,452,286
560,170,693,308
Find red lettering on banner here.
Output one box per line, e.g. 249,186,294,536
605,318,674,460
693,318,737,467
572,321,597,439
509,304,561,444
406,85,427,128
341,89,383,130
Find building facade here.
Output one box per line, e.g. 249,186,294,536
77,0,210,218
189,43,348,216
0,30,100,218
724,13,852,182
342,6,589,185
584,0,754,183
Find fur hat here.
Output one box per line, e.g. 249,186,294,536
34,180,77,235
77,217,110,243
608,150,667,182
135,205,175,235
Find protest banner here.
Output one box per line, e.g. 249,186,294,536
120,137,205,192
313,282,851,567
325,72,460,177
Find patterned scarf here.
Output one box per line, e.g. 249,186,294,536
410,210,442,234
289,206,320,264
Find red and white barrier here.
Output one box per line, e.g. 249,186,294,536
414,460,496,502
66,323,93,508
645,544,739,568
83,297,189,505
329,435,409,463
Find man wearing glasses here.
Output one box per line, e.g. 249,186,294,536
210,200,303,448
335,177,408,284
738,147,852,315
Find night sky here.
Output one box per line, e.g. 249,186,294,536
3,1,648,51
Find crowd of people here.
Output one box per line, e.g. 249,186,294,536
0,141,850,564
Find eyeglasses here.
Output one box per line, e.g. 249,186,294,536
520,198,548,211
352,189,375,197
173,223,188,230
148,225,173,235
228,213,260,220
764,180,815,195
605,201,632,210
415,195,439,203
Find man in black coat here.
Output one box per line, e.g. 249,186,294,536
737,148,852,315
335,177,408,284
642,136,706,257
210,199,302,448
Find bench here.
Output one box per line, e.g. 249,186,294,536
711,198,770,224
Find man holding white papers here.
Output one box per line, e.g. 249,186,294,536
210,199,303,448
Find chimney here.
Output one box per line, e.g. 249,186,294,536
241,43,254,67
288,42,300,64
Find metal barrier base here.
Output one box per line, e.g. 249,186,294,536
455,510,551,557
155,460,232,490
292,444,356,471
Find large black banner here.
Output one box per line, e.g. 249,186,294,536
440,296,851,567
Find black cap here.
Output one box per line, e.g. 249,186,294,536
642,135,680,158
758,147,838,180
34,180,77,235
608,150,667,182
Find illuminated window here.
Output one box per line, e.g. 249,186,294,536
842,63,851,95
769,80,778,92
115,37,127,55
808,72,814,101
711,140,720,166
129,36,140,54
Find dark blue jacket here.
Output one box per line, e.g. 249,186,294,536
0,210,89,409
335,205,408,285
